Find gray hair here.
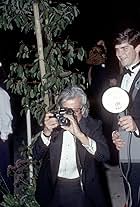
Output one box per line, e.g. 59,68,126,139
56,85,89,117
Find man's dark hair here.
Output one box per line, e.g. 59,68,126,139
114,28,140,48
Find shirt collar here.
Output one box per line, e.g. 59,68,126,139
127,61,140,72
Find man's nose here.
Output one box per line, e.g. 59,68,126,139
117,49,124,58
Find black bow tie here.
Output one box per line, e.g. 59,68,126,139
132,61,140,70
123,68,134,76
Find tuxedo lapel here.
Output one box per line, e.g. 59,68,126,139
50,130,63,184
76,118,90,168
76,140,86,170
129,70,140,96
118,72,124,86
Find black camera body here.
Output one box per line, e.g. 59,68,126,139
54,108,74,126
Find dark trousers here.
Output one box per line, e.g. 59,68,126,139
48,177,91,207
122,163,140,207
0,139,13,202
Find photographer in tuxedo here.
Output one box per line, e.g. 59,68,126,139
112,28,140,207
33,85,110,207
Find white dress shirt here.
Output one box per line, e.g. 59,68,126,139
0,87,13,141
121,64,140,92
41,130,96,179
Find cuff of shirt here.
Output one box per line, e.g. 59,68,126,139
0,133,8,141
134,127,139,136
41,131,51,146
82,137,97,155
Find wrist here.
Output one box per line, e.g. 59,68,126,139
43,127,51,137
77,133,89,145
41,131,51,145
43,132,51,137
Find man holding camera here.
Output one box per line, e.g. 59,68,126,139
33,85,110,207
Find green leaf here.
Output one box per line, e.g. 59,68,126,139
30,89,34,98
21,97,26,106
17,65,24,78
43,78,56,90
6,79,13,89
77,47,85,61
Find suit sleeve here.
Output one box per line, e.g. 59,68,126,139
80,117,110,162
90,120,110,162
131,90,140,136
32,136,49,161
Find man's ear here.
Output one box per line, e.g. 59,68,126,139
135,44,140,53
81,106,85,115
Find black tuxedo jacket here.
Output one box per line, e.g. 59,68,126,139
116,70,140,133
128,70,140,132
33,116,110,207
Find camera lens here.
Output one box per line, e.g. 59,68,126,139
58,116,70,126
53,109,70,126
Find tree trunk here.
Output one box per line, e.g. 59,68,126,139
33,1,49,109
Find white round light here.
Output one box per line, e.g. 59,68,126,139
102,87,129,113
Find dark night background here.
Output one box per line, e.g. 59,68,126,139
0,1,140,121
0,0,140,66
0,0,139,177
0,3,140,202
0,2,139,202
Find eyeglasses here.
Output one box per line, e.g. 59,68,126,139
64,107,83,114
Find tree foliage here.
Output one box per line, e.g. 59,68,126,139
0,0,86,124
0,159,40,207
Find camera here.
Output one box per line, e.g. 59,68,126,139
53,108,74,126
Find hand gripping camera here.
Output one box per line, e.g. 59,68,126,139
54,108,74,126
